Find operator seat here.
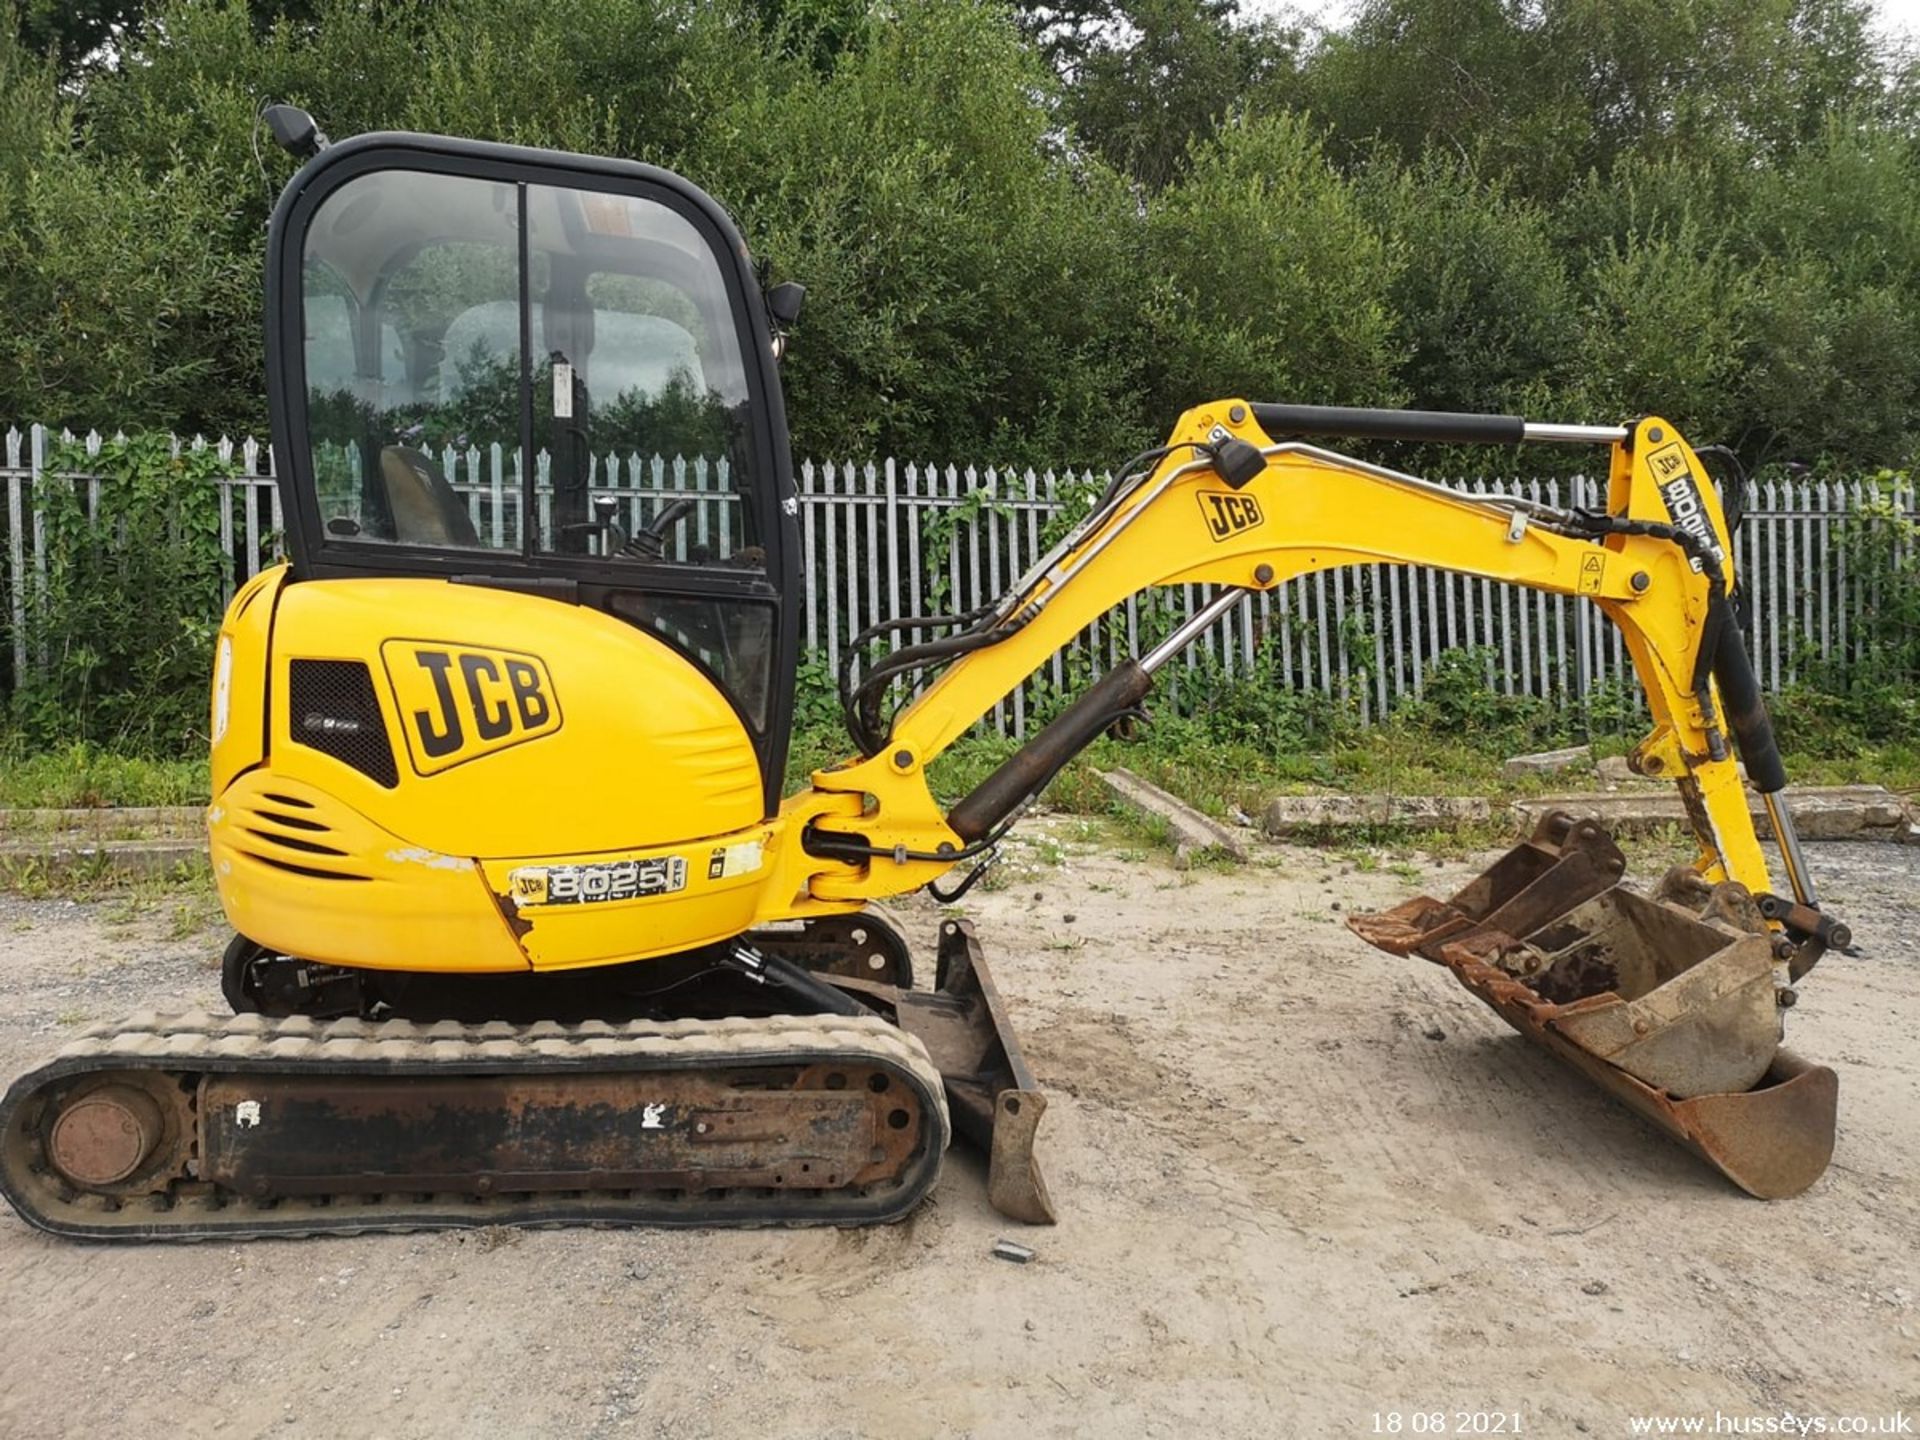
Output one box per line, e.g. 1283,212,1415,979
378,445,482,548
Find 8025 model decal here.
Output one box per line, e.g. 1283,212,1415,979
1646,443,1726,574
508,856,689,908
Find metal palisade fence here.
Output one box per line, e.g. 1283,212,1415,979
3,423,1915,734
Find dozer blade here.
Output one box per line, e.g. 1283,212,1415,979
764,913,1057,1224
890,920,1056,1225
1349,811,1837,1199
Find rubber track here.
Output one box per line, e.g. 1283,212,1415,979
0,1010,950,1243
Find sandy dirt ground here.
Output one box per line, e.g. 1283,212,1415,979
0,828,1915,1439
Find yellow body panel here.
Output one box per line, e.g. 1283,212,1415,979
209,769,528,972
209,566,284,797
262,578,763,857
208,574,788,973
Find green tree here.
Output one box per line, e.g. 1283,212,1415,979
695,0,1150,461
4,0,1919,475
1359,157,1580,418
15,0,319,76
1572,224,1755,440
1141,112,1402,416
0,149,256,430
1734,121,1920,466
1306,0,1898,195
0,9,63,190
1050,0,1304,190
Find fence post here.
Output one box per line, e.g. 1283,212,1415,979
6,426,25,680
210,434,236,598
27,423,48,673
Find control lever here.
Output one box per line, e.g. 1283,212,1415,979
590,494,627,552
623,496,698,560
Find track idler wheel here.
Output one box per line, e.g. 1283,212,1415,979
1349,811,1837,1199
26,1071,194,1199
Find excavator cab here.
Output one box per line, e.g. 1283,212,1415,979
269,131,804,804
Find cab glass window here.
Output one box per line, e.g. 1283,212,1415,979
297,170,763,569
301,170,523,550
295,163,777,733
529,184,761,570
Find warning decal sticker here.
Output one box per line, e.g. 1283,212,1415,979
1578,551,1606,595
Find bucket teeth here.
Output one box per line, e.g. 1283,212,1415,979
1349,809,1836,1198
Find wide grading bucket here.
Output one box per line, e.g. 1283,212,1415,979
1349,812,1836,1199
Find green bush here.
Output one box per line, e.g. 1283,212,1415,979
1142,112,1402,416
1781,474,1920,741
1385,646,1558,750
1360,158,1580,421
7,435,232,752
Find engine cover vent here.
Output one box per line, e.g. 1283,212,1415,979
287,659,399,788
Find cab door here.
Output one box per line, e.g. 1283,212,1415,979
264,135,803,814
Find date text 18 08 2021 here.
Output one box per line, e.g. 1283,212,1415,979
1373,1414,1522,1435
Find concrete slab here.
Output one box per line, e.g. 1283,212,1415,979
1500,745,1590,778
1261,793,1493,836
1097,768,1248,865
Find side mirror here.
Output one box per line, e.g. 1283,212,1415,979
766,281,806,327
263,104,329,160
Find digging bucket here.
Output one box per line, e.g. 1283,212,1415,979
1349,812,1836,1199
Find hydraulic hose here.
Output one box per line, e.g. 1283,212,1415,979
1709,623,1788,794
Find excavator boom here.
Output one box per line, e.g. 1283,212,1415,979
802,400,1841,1196
807,403,1796,904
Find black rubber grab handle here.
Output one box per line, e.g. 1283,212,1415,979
1250,402,1525,446
1711,624,1789,794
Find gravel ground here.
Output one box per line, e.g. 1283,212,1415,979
0,830,1914,1438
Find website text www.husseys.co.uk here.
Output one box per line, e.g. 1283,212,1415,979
1628,1412,1912,1436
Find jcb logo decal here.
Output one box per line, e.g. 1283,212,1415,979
381,641,561,775
1646,443,1726,573
1198,489,1264,542
1648,443,1690,484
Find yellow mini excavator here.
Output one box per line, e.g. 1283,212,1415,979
0,115,1849,1240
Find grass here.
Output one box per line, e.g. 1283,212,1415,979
0,679,1906,898
100,866,224,937
0,740,207,809
0,851,215,905
785,684,1920,839
775,682,1920,877
0,848,224,941
7,671,1905,823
